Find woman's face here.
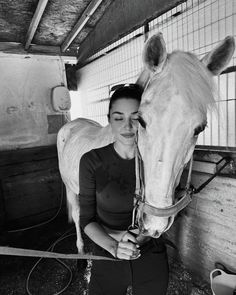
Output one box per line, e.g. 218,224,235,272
109,98,140,146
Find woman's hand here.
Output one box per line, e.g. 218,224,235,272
114,231,140,260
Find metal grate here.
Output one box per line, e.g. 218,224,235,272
71,26,145,124
148,0,236,148
71,0,236,149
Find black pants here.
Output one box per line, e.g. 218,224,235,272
89,239,169,295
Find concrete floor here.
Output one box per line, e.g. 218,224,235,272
0,215,212,295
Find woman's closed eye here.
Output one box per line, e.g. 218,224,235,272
114,117,139,122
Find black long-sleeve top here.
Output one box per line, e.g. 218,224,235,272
79,143,136,231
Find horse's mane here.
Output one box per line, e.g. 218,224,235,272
169,51,217,114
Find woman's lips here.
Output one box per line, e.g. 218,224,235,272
121,133,135,138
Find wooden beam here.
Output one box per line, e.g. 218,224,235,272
0,42,77,61
29,44,62,54
0,42,23,53
192,161,217,174
61,0,104,52
77,0,186,62
25,0,49,50
0,42,61,55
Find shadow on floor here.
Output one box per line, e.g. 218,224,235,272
0,215,212,295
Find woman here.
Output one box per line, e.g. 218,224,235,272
79,84,169,295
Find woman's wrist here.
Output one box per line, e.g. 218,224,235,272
84,222,119,257
107,239,119,257
102,225,127,242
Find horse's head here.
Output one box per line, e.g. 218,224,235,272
136,33,235,238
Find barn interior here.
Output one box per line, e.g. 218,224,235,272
0,0,236,294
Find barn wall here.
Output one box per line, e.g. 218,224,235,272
0,53,69,229
0,146,66,230
168,171,236,281
0,53,69,151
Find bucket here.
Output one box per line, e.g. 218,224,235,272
210,268,236,295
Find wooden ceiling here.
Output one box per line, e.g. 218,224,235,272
0,0,185,62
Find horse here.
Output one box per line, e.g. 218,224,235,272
57,33,235,253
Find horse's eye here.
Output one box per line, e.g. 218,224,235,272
138,116,146,129
194,124,206,136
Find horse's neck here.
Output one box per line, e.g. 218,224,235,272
96,124,114,147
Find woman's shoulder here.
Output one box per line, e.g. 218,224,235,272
80,143,113,167
93,143,113,156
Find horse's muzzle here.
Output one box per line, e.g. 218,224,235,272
138,213,176,238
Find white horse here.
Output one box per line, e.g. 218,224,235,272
57,33,235,252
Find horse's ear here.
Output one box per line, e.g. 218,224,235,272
201,36,235,75
143,33,167,73
136,69,150,89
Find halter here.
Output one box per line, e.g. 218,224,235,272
129,143,194,234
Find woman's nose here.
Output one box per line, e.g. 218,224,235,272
124,119,132,129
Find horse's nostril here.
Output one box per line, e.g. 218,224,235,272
140,227,161,238
140,226,149,236
153,230,161,238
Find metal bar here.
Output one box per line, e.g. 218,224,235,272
144,23,149,42
25,0,49,50
226,73,229,146
195,145,236,153
193,157,232,193
218,76,221,146
61,0,103,52
235,71,236,147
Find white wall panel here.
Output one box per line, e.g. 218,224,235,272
0,54,67,151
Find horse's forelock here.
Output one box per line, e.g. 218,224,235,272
169,51,217,115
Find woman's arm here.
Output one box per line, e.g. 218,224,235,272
84,222,140,260
102,225,126,241
84,222,118,256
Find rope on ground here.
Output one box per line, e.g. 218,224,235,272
1,179,117,295
26,228,75,295
0,245,117,261
7,180,65,233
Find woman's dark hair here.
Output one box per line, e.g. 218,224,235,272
108,84,143,119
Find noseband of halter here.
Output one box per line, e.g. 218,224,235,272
130,143,194,234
